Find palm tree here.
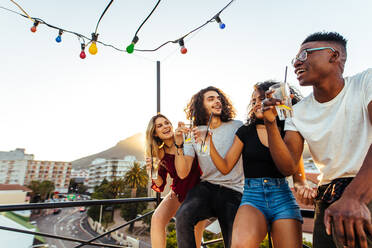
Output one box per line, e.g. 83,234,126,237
107,178,126,199
39,180,55,201
124,161,148,198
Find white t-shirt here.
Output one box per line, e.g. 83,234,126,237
184,120,244,193
285,69,372,185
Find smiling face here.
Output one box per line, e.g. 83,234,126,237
154,117,173,141
250,88,265,120
203,90,222,116
293,41,336,86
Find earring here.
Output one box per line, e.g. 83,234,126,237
158,142,164,149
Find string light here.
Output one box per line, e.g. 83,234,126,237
215,15,225,29
80,43,86,59
30,20,39,33
55,29,63,43
126,36,139,54
178,39,187,54
3,0,235,57
89,33,98,55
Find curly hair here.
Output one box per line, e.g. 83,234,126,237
184,86,236,126
246,81,303,126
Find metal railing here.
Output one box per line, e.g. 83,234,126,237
0,198,315,247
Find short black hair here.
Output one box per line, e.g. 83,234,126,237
302,31,347,50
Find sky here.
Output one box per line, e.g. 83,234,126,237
0,0,371,162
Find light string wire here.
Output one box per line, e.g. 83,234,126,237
94,0,114,34
2,0,235,54
134,0,235,52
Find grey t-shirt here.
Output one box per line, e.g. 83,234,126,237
184,120,244,193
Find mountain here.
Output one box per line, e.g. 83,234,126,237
71,133,145,169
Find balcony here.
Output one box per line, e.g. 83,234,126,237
0,197,313,248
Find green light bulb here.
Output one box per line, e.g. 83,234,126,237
126,43,134,54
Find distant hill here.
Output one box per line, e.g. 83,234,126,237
71,133,145,169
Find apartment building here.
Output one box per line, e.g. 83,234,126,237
87,156,141,189
24,160,72,193
0,148,34,185
71,168,89,185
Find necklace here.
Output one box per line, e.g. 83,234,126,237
163,142,175,149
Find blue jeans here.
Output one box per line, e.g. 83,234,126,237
175,181,242,248
240,178,303,224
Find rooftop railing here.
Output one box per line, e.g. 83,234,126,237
0,198,314,248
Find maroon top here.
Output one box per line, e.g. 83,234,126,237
151,153,202,202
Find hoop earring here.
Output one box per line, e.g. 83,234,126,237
158,142,164,149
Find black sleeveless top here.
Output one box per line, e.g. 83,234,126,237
235,124,285,178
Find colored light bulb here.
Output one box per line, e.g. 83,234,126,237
30,21,39,33
55,30,63,43
180,46,187,54
80,51,86,59
126,43,134,54
30,26,37,33
126,36,139,54
56,35,62,43
215,16,226,29
89,42,97,55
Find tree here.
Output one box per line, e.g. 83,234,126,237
27,180,55,202
68,178,88,194
120,186,148,232
28,181,41,203
39,181,55,201
123,161,148,198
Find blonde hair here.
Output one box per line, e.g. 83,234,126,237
145,114,172,159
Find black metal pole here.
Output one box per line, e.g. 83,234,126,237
0,197,157,212
0,226,122,248
156,60,161,206
157,60,161,114
74,210,155,248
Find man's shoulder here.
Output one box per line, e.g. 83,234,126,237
225,119,244,128
293,93,313,111
346,68,372,84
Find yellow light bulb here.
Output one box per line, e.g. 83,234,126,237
89,42,98,55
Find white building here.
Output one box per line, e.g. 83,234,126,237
88,156,142,189
0,149,34,185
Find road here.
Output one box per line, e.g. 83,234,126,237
35,207,116,248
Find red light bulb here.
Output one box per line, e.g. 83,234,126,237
180,46,188,54
30,26,37,33
80,51,86,59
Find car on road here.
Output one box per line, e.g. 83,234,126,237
53,208,62,214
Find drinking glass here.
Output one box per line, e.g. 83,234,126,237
268,83,293,120
184,123,193,144
195,126,210,156
150,157,161,180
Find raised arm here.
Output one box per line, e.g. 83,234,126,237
210,135,243,175
263,94,304,176
265,118,304,176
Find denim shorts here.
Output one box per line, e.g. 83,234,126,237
240,177,303,224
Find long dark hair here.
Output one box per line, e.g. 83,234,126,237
246,81,302,129
185,86,236,126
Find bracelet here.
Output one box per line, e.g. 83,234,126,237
174,142,184,149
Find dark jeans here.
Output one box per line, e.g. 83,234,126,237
175,181,242,248
313,188,372,248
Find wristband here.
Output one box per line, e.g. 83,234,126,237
174,142,184,149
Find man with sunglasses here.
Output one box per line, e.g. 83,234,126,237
263,31,372,248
